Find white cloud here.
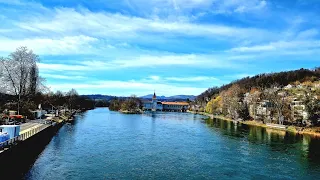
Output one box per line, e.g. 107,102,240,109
149,76,161,81
227,55,256,60
296,28,319,39
114,54,203,67
48,80,207,96
40,73,86,80
0,5,279,56
0,0,24,5
213,0,267,14
124,0,267,15
124,0,214,11
230,45,274,52
229,40,320,53
165,76,219,82
13,7,273,42
0,35,98,55
0,1,284,57
38,54,238,72
38,63,89,71
234,0,266,13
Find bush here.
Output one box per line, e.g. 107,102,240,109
109,99,123,111
287,126,297,133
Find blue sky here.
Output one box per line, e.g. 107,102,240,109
0,0,319,96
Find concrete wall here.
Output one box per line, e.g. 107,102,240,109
0,123,63,179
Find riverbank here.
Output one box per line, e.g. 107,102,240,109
0,109,85,178
119,109,143,114
0,120,64,179
188,111,320,137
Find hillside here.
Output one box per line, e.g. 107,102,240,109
197,67,320,103
82,94,116,101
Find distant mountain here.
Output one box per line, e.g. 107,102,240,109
82,94,116,101
140,94,196,101
168,95,196,100
140,94,166,99
83,94,196,101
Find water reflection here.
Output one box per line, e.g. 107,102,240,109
24,109,320,179
307,137,320,164
205,118,320,166
151,112,157,120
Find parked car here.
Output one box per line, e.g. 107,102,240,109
2,115,25,125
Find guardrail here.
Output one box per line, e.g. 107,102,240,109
0,124,50,150
19,124,48,141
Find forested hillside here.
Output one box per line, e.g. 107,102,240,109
196,67,320,104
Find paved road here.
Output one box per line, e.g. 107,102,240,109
20,120,50,134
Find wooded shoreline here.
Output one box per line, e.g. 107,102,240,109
189,111,320,137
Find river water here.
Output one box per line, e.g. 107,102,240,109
24,108,320,179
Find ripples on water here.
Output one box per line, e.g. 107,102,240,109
24,108,320,180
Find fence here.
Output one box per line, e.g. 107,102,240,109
0,124,50,151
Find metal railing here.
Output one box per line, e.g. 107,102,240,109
0,124,49,150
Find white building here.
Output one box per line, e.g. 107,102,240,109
143,92,189,112
143,92,163,111
284,84,293,89
291,99,308,120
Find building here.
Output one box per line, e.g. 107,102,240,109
290,99,308,121
255,100,273,120
31,110,47,119
284,84,293,89
143,92,189,112
162,102,189,112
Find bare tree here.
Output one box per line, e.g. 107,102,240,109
220,91,229,116
66,89,79,110
220,84,243,119
248,88,261,119
28,64,39,96
303,89,320,125
262,85,288,124
229,84,242,119
0,47,40,114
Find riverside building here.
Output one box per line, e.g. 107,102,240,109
142,92,189,112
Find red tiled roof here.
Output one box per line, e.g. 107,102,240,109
161,102,189,106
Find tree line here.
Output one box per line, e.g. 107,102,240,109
0,47,104,119
197,68,320,105
109,96,142,113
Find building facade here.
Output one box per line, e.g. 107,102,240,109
143,92,189,112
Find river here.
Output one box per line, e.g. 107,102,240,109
24,108,320,179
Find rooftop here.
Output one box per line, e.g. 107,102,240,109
161,102,189,106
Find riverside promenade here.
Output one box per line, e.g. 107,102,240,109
0,120,58,153
0,119,64,178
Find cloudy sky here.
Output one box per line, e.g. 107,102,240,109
0,0,319,96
